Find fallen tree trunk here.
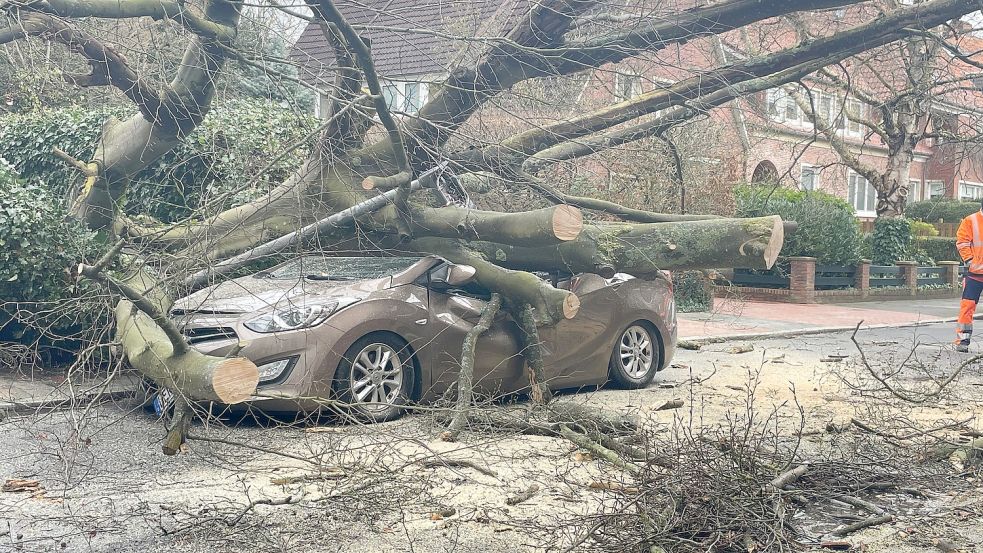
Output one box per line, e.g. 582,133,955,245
116,300,258,404
81,259,258,405
411,237,580,322
406,204,583,247
465,215,785,275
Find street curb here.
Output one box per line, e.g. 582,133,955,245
0,388,138,416
679,314,977,345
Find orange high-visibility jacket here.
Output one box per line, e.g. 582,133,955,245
956,210,983,274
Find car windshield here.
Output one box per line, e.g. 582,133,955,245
264,256,424,280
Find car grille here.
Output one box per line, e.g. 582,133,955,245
183,326,238,345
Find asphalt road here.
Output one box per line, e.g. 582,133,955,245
1,320,980,553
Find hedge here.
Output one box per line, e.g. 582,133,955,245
0,100,319,222
0,159,110,362
735,185,861,266
906,199,980,223
914,236,959,264
871,218,911,266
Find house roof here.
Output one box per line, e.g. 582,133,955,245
291,0,526,84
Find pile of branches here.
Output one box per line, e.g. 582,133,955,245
545,415,960,553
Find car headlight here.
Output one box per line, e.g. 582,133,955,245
256,358,294,383
243,298,358,333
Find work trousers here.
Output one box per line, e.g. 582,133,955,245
957,276,983,344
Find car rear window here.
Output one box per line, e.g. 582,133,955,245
265,256,424,280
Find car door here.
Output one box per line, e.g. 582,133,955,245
542,274,622,387
423,270,526,399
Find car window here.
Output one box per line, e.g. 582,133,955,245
426,264,493,300
264,256,423,280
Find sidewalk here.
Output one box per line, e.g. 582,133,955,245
678,297,963,341
0,371,139,416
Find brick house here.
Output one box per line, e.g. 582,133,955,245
290,1,983,219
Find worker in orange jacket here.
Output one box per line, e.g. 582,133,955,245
955,200,983,352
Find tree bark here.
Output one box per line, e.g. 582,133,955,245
447,293,503,439
513,303,553,404
465,215,785,276
411,238,580,323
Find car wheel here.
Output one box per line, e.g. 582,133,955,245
608,322,660,389
333,333,414,423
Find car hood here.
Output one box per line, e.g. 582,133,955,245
172,274,392,315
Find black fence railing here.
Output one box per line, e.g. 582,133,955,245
731,268,788,289
918,266,945,287
868,265,905,288
815,264,855,290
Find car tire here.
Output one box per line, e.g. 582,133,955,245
333,332,415,423
607,322,660,389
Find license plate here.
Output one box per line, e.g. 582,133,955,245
152,387,175,416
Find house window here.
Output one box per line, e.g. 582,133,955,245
382,83,399,111
615,72,642,101
846,99,865,135
380,81,428,115
928,180,945,199
960,181,983,200
404,82,422,112
801,165,819,191
848,171,877,216
909,179,922,201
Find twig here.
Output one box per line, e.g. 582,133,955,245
505,484,540,506
52,146,97,176
654,399,684,411
421,458,498,478
228,493,303,526
558,424,640,474
764,464,809,493
831,514,893,536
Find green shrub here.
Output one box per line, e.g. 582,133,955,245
906,199,979,223
672,271,713,313
914,236,959,264
909,220,938,237
734,185,860,265
871,218,911,265
0,160,102,302
0,100,318,222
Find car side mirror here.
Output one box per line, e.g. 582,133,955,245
432,264,477,288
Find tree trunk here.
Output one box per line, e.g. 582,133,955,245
463,215,785,276
877,144,914,218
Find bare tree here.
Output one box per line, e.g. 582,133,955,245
783,1,983,216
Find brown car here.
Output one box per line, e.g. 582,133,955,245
169,255,677,421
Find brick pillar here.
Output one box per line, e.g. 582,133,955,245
938,261,961,289
896,261,918,296
789,256,817,303
855,259,871,298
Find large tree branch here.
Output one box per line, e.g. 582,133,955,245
9,0,236,39
489,0,980,165
3,13,164,121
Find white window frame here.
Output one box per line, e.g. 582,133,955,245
928,180,945,199
766,88,867,139
614,71,642,101
845,98,865,137
848,170,877,217
959,180,983,201
908,179,922,202
800,164,820,191
380,80,429,115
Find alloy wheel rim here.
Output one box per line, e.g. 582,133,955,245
619,325,654,378
350,343,403,412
